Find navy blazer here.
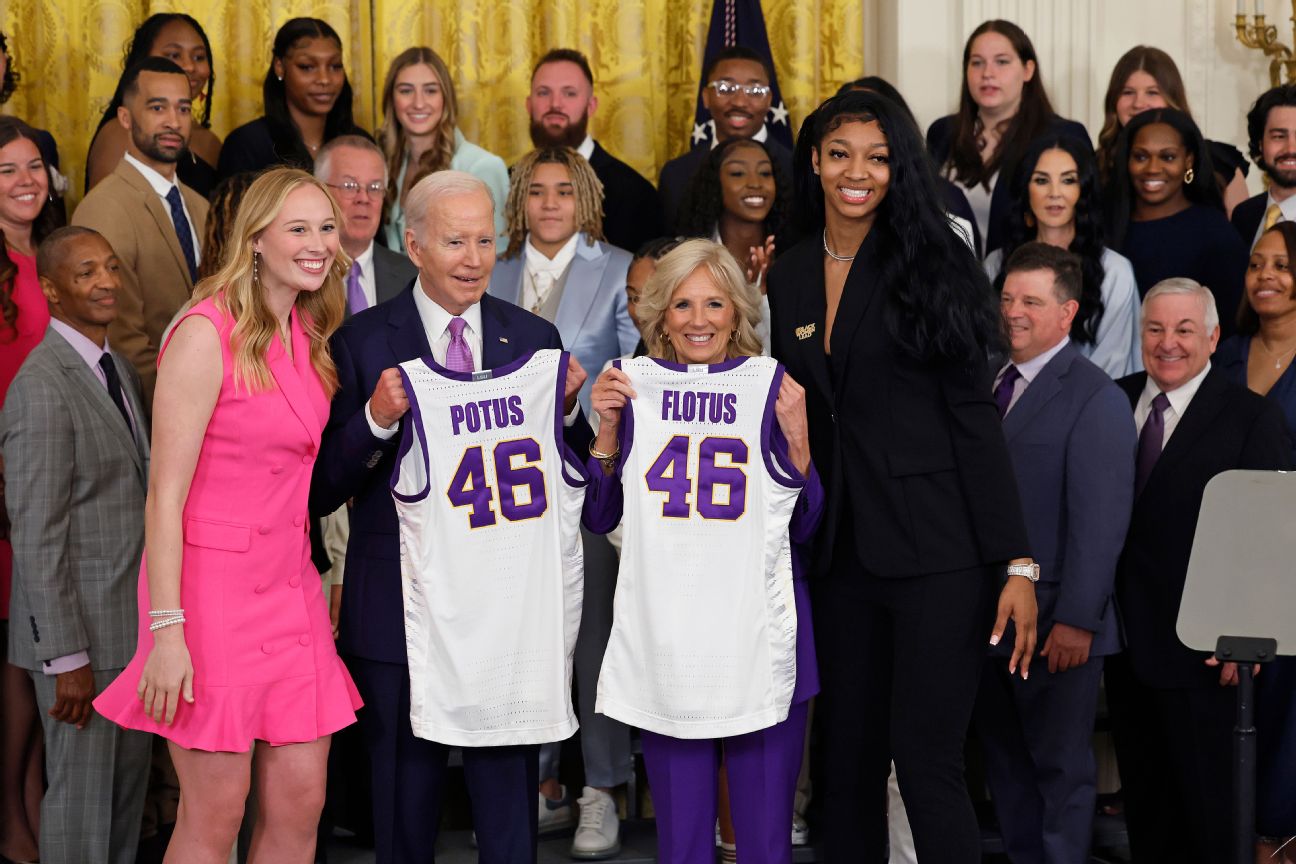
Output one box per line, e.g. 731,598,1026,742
926,114,1090,256
488,234,638,414
996,343,1135,658
1115,368,1292,688
1230,192,1266,248
311,286,594,663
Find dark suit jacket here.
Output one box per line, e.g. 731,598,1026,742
372,244,418,307
1115,368,1292,688
588,141,664,254
996,343,1135,658
1230,192,1266,247
216,117,371,183
658,136,793,232
767,233,1029,577
311,289,593,663
926,114,1090,255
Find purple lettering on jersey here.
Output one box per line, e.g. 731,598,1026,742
447,445,497,527
448,397,527,436
645,434,692,518
450,404,466,435
659,390,738,425
495,437,548,521
722,393,737,424
696,437,748,520
508,395,524,425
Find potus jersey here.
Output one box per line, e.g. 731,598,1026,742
391,349,586,746
596,355,805,739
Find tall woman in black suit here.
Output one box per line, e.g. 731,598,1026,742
767,90,1038,863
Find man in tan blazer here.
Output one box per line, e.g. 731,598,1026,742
73,57,207,411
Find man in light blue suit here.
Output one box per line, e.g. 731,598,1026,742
973,242,1137,864
489,146,638,857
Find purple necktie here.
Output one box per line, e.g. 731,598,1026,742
346,261,367,315
445,316,474,373
1135,392,1171,495
994,364,1022,418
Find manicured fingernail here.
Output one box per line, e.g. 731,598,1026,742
989,635,1000,646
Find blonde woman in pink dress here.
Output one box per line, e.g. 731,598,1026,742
94,167,362,863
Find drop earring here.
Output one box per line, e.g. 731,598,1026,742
252,251,260,283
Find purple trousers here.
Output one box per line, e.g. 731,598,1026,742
641,700,809,864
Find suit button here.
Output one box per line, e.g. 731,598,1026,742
258,525,271,535
289,575,302,588
254,583,268,594
293,515,304,527
270,465,284,475
261,643,274,654
299,634,312,646
302,454,314,464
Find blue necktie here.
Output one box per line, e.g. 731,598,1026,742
165,186,199,283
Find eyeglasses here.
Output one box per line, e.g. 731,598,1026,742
327,180,386,199
707,80,772,99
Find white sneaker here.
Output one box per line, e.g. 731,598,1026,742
571,786,620,859
791,813,809,846
539,784,576,833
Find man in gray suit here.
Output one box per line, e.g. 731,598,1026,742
973,242,1137,864
315,135,418,316
3,226,151,864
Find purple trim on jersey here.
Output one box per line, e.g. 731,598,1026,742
418,349,536,381
553,351,587,488
390,365,433,503
613,357,635,477
760,363,805,489
648,355,751,374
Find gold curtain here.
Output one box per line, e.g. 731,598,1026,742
1,0,860,207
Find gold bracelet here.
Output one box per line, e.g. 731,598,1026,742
589,440,620,462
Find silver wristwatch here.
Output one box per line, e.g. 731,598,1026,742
1007,562,1040,583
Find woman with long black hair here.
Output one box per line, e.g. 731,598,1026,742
216,18,366,182
986,134,1141,377
767,90,1037,863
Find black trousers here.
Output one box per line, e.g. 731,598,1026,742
812,541,998,863
1105,653,1235,864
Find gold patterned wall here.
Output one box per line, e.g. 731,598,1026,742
1,0,862,207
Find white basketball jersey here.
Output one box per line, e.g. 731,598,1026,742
596,355,804,739
391,349,586,746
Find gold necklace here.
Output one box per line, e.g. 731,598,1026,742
1256,336,1296,370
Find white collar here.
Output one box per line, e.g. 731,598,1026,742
1140,360,1212,417
123,152,180,198
352,240,375,270
1268,191,1296,221
412,276,483,340
712,123,769,150
1007,336,1071,384
524,232,581,275
577,135,596,160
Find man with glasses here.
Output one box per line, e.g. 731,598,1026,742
658,46,792,229
314,135,418,315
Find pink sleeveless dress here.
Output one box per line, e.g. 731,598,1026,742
94,296,361,750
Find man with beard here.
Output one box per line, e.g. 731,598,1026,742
1233,83,1296,248
658,46,793,231
527,49,663,254
73,57,207,411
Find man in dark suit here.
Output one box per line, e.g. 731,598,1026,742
657,46,793,231
311,170,591,864
314,135,418,315
527,48,663,254
4,227,152,864
1108,277,1292,864
973,243,1136,864
1232,83,1296,248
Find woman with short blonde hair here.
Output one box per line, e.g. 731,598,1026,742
378,46,510,250
95,167,361,863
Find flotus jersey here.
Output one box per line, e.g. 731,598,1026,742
391,349,586,746
596,355,805,739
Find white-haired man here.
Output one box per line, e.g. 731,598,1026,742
312,171,591,863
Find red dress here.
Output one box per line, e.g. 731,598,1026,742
0,251,48,620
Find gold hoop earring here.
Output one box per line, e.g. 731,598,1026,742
1184,168,1195,184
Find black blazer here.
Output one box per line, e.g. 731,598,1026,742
1115,368,1292,689
216,117,371,183
658,136,794,232
926,114,1090,255
1231,191,1266,247
372,245,418,307
766,233,1030,577
588,140,664,254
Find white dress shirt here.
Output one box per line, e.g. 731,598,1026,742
577,135,596,161
123,152,201,266
995,336,1071,415
712,124,770,149
1134,361,1212,447
1250,192,1296,250
353,241,378,309
522,233,580,313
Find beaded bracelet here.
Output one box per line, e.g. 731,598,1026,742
148,608,184,618
148,616,186,632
